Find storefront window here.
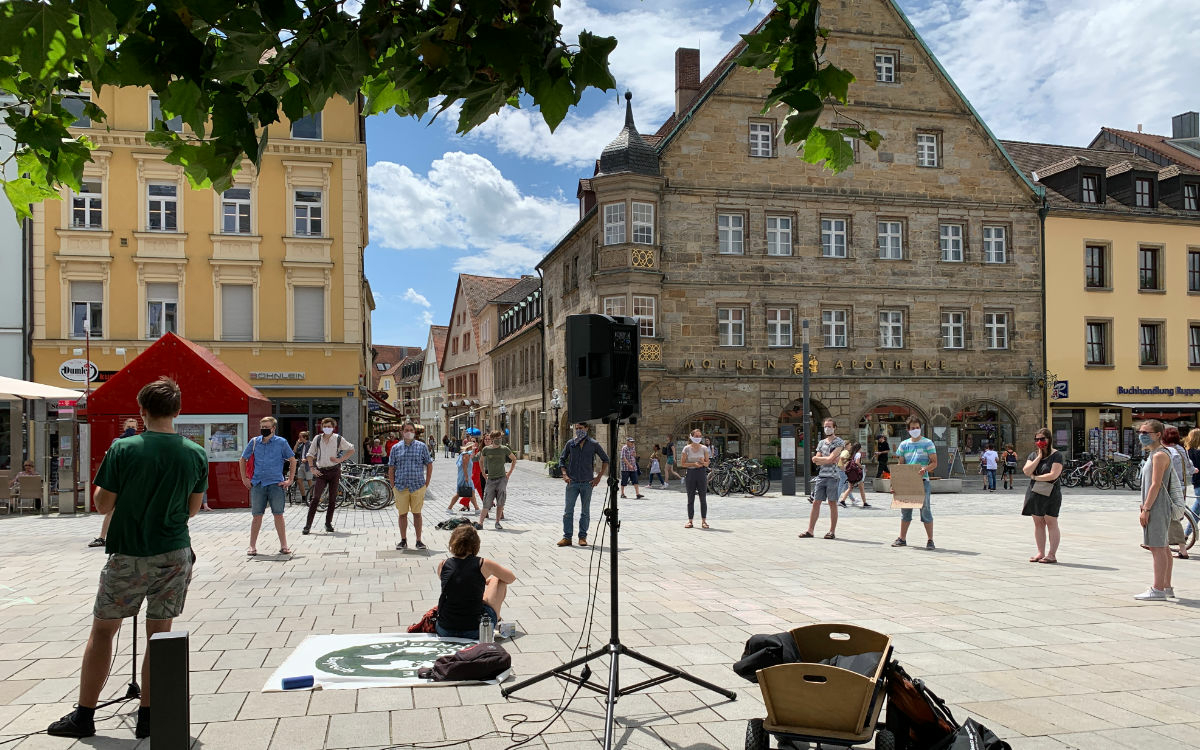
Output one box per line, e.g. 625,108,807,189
951,402,1014,457
857,403,923,459
678,413,743,457
273,398,342,443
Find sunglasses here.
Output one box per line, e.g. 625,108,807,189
1034,438,1048,442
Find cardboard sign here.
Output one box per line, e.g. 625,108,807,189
889,463,927,509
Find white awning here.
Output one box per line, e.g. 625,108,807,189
0,376,83,401
1103,403,1200,410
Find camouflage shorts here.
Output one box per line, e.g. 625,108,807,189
94,547,195,621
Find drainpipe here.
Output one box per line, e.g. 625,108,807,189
1037,195,1049,427
536,268,547,461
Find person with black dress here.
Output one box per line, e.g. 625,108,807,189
435,525,517,639
874,433,890,478
1022,427,1064,563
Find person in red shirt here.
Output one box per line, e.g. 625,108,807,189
385,433,400,455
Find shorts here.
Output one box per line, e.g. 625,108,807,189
94,547,194,620
435,603,498,640
621,470,639,486
250,484,286,516
482,475,508,511
296,463,312,480
393,486,427,515
813,476,839,502
665,456,675,465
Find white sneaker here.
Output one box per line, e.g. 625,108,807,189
1165,587,1177,598
1134,587,1168,601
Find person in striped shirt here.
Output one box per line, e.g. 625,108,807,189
892,415,938,549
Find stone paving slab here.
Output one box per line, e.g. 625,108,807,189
0,458,1185,748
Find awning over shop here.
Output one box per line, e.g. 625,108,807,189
366,389,405,418
0,376,82,401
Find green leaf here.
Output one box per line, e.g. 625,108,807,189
801,127,856,172
570,31,617,92
816,65,855,103
3,177,59,221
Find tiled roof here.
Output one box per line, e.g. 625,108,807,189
490,275,540,304
440,274,520,371
428,325,449,375
1092,127,1200,171
596,92,659,177
370,344,422,389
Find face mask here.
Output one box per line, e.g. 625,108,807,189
403,432,415,441
908,428,921,438
575,428,587,439
260,427,272,437
1138,433,1154,447
322,427,334,436
823,426,835,436
691,436,702,443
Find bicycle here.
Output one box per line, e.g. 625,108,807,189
708,456,770,496
314,463,393,511
1180,506,1199,551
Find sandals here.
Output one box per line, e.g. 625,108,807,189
279,547,293,556
823,532,836,540
701,521,710,529
246,547,257,556
1029,554,1044,563
798,531,814,538
1039,557,1057,564
684,521,693,529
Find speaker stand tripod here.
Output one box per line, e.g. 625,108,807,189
96,614,141,709
500,420,736,749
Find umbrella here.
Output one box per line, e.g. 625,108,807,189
0,375,83,401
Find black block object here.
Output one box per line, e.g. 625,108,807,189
565,314,641,424
149,631,189,750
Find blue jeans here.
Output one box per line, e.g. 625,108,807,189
985,469,996,490
435,603,498,640
836,469,849,499
563,482,593,540
1187,495,1200,536
250,484,286,516
900,478,933,524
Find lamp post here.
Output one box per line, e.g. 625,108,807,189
498,400,508,438
550,388,562,454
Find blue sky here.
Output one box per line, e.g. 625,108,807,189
364,0,1200,346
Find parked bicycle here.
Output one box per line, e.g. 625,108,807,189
285,463,392,510
708,456,770,496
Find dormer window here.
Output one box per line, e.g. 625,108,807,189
1135,178,1153,207
1081,175,1099,204
1185,183,1198,211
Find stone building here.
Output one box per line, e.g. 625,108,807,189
440,273,520,438
487,276,545,460
538,0,1045,469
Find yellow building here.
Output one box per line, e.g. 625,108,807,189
1006,141,1200,457
31,85,374,444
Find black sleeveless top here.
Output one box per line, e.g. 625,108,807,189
437,555,485,632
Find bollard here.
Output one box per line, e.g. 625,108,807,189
148,631,190,750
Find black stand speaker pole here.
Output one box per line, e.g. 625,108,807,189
97,613,141,708
501,420,735,749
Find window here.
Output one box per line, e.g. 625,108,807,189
1185,184,1199,211
941,311,964,349
149,95,182,132
1190,250,1200,292
875,52,896,83
766,216,792,256
717,308,744,346
632,202,654,244
70,281,102,338
294,287,324,342
1081,175,1099,204
463,332,470,350
939,223,963,262
1134,178,1152,207
603,203,625,245
1085,321,1110,366
294,189,323,236
221,284,253,341
1139,322,1163,366
451,338,458,355
146,283,178,339
633,295,656,338
291,112,322,139
821,218,847,258
917,133,939,167
718,213,744,254
877,221,903,259
1085,245,1108,289
767,308,792,347
221,187,252,234
1191,325,1200,367
146,183,177,231
603,296,626,317
749,121,774,157
1138,246,1161,290
983,225,1007,263
71,180,102,229
63,93,90,127
822,309,848,348
984,312,1008,349
879,310,903,349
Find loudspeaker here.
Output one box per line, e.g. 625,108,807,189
565,314,640,423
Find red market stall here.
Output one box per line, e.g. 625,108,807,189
80,333,271,509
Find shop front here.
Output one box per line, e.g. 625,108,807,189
1050,401,1199,460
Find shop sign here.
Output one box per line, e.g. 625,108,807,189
1116,386,1200,397
682,356,947,374
1051,380,1069,399
659,398,684,404
249,371,306,381
59,358,98,382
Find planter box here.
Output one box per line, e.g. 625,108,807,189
547,467,562,479
874,478,891,492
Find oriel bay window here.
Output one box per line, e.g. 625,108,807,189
602,296,626,317
632,295,656,338
71,180,102,229
146,183,178,231
603,203,625,245
146,283,178,339
718,307,745,346
631,202,654,244
221,188,252,234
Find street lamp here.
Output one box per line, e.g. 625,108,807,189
550,388,562,453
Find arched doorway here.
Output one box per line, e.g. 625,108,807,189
856,402,929,465
952,401,1015,458
779,398,831,458
674,413,746,458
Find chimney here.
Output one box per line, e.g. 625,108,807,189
1137,124,1143,133
675,48,700,114
1172,111,1199,139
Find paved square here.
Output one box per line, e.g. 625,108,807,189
0,458,1191,748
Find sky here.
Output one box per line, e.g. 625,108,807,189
364,0,1200,347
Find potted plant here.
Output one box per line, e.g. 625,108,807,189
761,455,782,481
546,460,561,478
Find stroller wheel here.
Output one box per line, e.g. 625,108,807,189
874,729,896,750
745,718,768,750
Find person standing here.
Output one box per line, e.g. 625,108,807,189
800,418,843,539
680,428,711,529
442,434,451,458
88,418,140,548
1134,420,1181,600
1186,429,1200,537
385,432,400,456
369,438,386,464
838,442,869,507
1000,443,1018,490
619,437,644,499
1162,426,1197,559
891,416,938,549
648,447,665,488
447,436,480,512
304,417,355,535
479,430,516,530
1022,428,1064,563
48,379,206,740
874,432,890,479
388,420,433,550
241,416,296,556
980,442,999,492
292,430,312,503
558,422,609,547
662,437,680,484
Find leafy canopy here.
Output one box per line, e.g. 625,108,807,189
0,0,876,220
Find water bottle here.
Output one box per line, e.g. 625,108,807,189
479,613,494,643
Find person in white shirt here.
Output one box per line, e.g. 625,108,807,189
304,417,355,535
980,443,999,492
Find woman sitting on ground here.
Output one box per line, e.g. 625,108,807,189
436,525,517,639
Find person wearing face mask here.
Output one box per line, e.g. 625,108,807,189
240,416,297,556
680,428,712,529
304,417,355,535
1021,427,1064,563
800,418,844,539
558,422,609,547
891,416,937,549
387,420,434,550
1133,420,1182,601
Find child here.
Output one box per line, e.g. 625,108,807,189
649,447,666,488
838,442,870,507
447,437,480,512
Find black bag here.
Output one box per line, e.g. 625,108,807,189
732,632,801,683
885,661,957,750
946,719,1011,750
419,642,511,681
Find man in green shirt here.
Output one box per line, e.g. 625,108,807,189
49,378,208,741
479,429,516,530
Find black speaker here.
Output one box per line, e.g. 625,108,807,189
565,314,640,423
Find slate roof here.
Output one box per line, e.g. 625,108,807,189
489,275,540,305
596,92,659,177
1090,127,1200,171
370,344,422,389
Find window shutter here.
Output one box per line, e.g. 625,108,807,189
222,284,253,341
73,281,103,303
147,283,178,301
294,287,325,342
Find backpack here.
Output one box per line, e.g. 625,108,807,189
407,607,437,634
885,661,957,749
419,642,511,681
309,433,348,465
845,459,863,484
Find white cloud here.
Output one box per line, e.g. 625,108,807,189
906,0,1200,145
367,152,577,274
402,288,431,308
